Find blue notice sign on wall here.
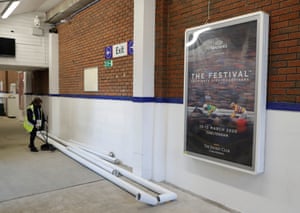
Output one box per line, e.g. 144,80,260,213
127,40,133,55
105,46,112,59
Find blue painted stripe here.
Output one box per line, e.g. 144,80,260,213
155,97,183,104
48,93,184,104
267,102,300,112
26,94,300,110
131,96,155,102
50,93,132,101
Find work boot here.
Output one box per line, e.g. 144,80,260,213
30,146,38,152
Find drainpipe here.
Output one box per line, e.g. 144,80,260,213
37,132,177,205
65,141,177,203
42,135,158,205
68,139,120,164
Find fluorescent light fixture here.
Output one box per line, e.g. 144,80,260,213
186,27,211,47
1,1,20,19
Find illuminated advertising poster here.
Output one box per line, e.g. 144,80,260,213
184,12,269,174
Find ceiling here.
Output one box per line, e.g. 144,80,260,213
0,0,62,72
0,0,96,72
0,0,62,17
0,0,97,23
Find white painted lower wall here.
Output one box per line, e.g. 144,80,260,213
0,93,24,120
165,106,300,213
47,96,155,178
46,96,300,213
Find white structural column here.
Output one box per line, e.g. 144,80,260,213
49,33,59,94
132,0,156,179
133,0,155,97
48,33,59,133
24,71,32,108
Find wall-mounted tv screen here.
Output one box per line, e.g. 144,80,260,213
0,37,16,57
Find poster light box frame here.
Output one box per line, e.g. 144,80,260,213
183,11,269,174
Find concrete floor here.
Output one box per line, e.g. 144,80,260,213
0,116,237,213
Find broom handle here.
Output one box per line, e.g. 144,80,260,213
45,116,48,144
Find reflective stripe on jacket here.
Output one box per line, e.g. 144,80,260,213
23,104,35,132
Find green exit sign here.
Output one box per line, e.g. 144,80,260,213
104,60,113,68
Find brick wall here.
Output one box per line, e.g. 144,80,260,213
155,0,300,103
7,71,18,93
32,70,49,95
0,71,18,93
57,0,133,96
0,71,7,92
0,70,47,95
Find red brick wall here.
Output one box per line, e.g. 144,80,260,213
7,71,18,93
155,1,169,98
57,0,133,96
0,71,7,92
155,0,300,103
0,71,18,93
0,70,47,95
32,70,49,95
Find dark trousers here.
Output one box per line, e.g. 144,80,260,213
29,128,37,147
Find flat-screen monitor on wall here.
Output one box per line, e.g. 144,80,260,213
0,37,16,57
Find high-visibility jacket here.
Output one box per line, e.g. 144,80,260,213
23,104,39,132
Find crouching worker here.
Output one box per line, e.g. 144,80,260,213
23,97,45,152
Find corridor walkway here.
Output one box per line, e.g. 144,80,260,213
0,116,237,213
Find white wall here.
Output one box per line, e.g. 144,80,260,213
47,96,153,175
165,106,300,213
46,95,300,213
48,33,59,94
0,12,51,69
